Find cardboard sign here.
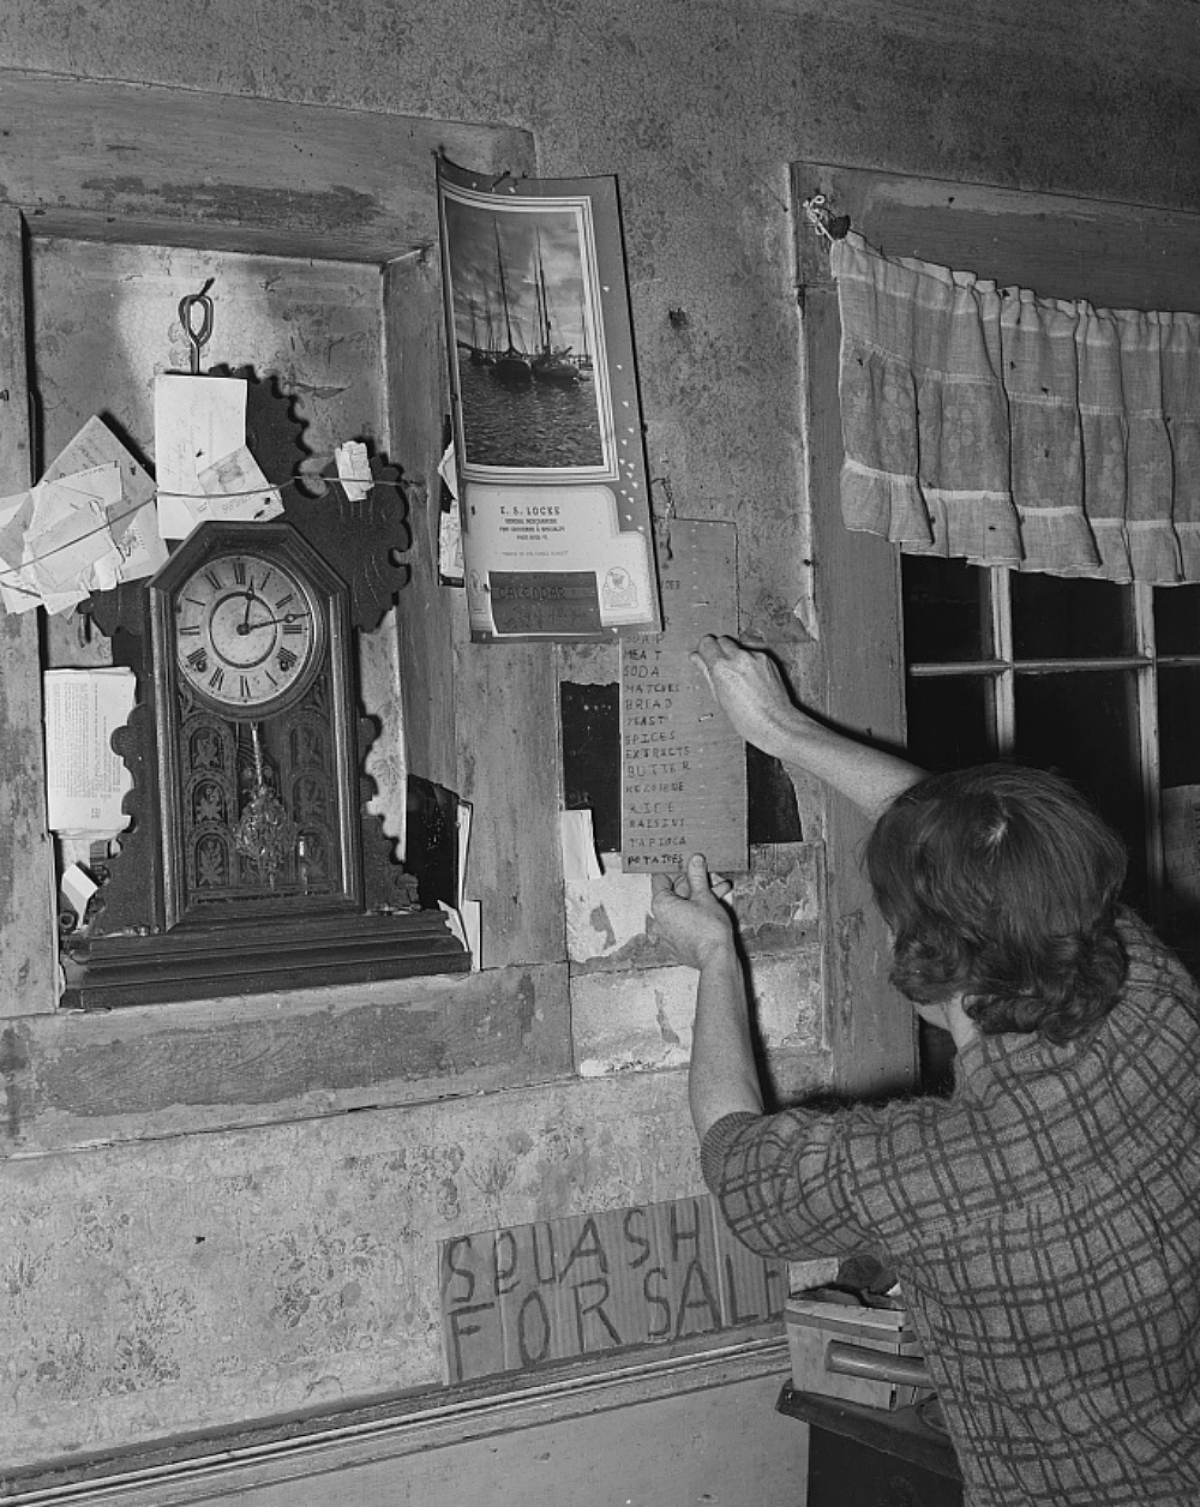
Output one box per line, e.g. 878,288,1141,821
620,519,747,872
440,1193,786,1384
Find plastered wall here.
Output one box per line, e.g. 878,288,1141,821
1,0,1199,1490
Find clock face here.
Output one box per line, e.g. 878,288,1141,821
174,549,323,715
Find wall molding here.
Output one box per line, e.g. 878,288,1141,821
3,1336,790,1506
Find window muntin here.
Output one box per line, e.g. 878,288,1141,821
903,557,1200,966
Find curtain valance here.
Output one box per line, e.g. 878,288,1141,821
830,231,1200,583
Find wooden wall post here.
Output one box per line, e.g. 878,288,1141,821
0,208,57,1016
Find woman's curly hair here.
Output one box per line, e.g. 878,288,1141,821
865,763,1128,1044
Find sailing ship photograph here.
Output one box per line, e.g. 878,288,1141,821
439,186,612,476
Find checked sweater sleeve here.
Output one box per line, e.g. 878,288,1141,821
699,1097,960,1264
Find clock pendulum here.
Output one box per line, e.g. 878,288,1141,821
234,721,297,884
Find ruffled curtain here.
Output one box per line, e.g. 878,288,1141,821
830,231,1200,583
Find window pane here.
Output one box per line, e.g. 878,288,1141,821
1157,665,1200,788
1154,583,1200,656
1158,750,1200,977
905,674,995,771
1011,573,1132,659
1014,671,1147,908
902,556,989,663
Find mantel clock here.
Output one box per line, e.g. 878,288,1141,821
63,508,468,1008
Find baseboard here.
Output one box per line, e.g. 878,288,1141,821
4,1335,790,1506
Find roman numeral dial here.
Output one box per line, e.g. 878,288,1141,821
173,549,323,715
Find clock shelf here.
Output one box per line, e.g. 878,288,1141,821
61,908,469,1011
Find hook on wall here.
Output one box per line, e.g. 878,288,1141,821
178,278,215,375
801,194,851,244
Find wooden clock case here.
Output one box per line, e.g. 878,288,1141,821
61,495,469,1010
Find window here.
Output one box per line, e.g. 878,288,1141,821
793,162,1200,1092
902,556,1200,972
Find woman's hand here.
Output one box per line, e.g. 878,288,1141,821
692,634,802,760
693,632,926,820
653,856,764,1135
650,854,736,973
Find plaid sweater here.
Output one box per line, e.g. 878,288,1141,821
701,912,1200,1506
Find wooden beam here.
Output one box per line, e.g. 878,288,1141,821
0,207,56,1018
795,162,1200,312
0,69,531,263
9,962,573,1155
796,257,916,1098
454,639,565,968
383,251,460,792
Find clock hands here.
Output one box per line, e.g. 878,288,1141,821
232,587,311,635
236,610,310,633
179,563,317,711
